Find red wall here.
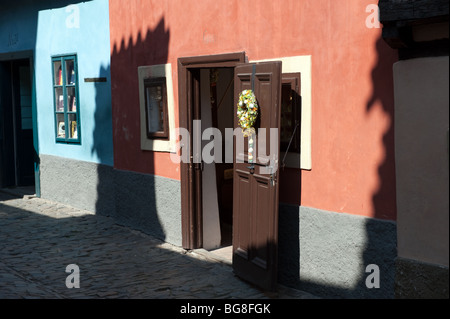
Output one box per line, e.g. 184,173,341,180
109,0,397,220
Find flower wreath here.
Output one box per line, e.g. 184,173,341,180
237,89,258,137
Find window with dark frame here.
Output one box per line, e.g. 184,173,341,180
280,72,301,154
52,54,80,143
144,77,169,140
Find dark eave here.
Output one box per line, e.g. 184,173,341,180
379,0,449,23
378,0,449,59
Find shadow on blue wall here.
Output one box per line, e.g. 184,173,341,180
0,0,94,52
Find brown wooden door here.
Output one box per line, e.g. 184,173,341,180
232,61,282,291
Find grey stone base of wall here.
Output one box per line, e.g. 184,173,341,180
112,168,182,246
40,155,115,215
395,257,449,299
278,203,397,299
39,155,182,246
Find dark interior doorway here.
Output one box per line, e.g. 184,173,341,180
0,59,35,191
201,67,234,250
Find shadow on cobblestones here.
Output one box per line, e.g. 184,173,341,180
0,192,318,299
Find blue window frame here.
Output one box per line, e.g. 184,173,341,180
52,54,80,143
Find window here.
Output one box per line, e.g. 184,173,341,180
280,73,301,154
252,56,311,170
144,77,168,139
52,55,80,143
138,64,176,153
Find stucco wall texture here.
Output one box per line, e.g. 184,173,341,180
109,0,398,220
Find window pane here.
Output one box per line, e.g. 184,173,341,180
68,113,78,139
65,59,75,85
56,113,65,138
53,60,63,86
67,87,76,112
280,84,293,145
146,84,164,133
53,55,80,143
55,87,64,112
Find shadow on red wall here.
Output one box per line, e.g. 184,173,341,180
278,35,398,299
110,18,170,173
93,18,171,242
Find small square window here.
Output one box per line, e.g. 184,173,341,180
144,77,169,139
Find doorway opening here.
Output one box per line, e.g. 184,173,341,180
0,58,36,195
178,52,246,256
199,67,235,260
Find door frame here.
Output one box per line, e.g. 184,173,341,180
178,52,246,249
0,50,40,195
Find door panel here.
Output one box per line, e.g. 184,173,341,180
252,173,272,269
232,62,282,291
234,168,251,260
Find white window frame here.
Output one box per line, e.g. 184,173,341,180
251,55,312,170
138,63,176,153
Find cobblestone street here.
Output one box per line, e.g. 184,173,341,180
0,190,318,300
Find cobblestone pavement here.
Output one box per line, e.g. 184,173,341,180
0,190,319,300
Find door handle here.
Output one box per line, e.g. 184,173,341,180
270,172,276,187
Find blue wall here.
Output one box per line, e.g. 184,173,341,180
35,0,113,165
0,0,113,166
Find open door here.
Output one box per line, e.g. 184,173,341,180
232,61,282,291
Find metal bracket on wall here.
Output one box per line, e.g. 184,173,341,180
84,77,107,82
